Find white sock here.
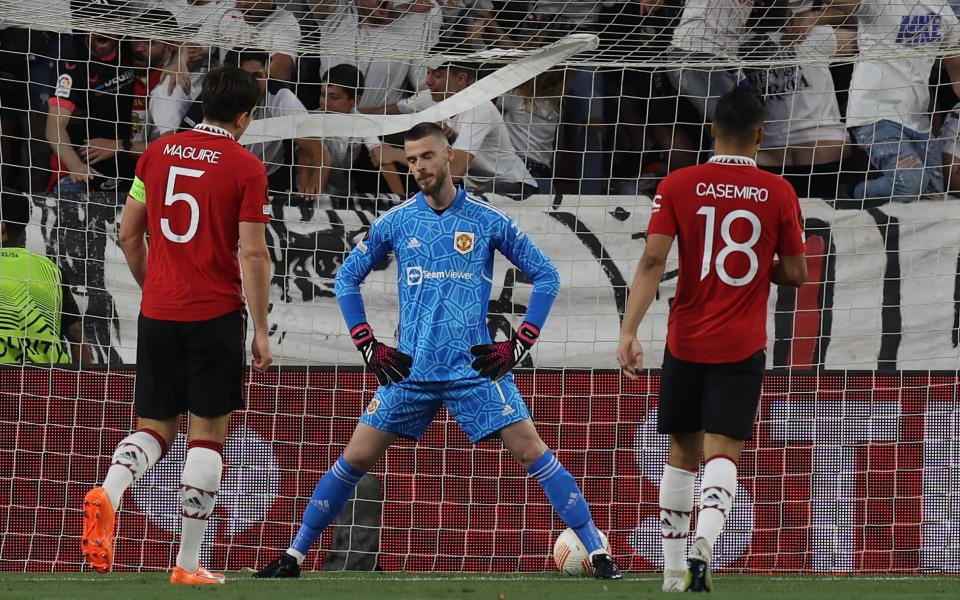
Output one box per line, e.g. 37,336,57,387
101,430,166,509
660,464,696,572
175,442,223,572
694,456,738,550
286,548,305,565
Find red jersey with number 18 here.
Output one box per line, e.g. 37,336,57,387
646,155,806,364
131,123,270,322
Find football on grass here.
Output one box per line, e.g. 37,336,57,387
552,528,611,576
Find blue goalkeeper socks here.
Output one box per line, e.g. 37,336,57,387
290,456,365,557
528,450,605,555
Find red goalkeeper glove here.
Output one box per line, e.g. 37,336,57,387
469,322,540,381
351,323,413,386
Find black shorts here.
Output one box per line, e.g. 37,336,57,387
657,347,765,441
135,310,247,420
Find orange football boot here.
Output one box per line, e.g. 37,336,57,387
170,566,226,585
81,487,116,573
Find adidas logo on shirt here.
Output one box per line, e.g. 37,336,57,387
406,238,421,249
501,404,516,416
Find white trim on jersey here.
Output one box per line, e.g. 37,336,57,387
708,155,757,167
465,194,510,221
193,123,234,139
374,197,417,225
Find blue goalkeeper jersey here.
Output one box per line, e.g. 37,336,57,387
335,187,560,383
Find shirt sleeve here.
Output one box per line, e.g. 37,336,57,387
797,25,838,61
274,89,308,117
334,216,395,329
452,106,495,156
395,89,435,114
777,183,806,256
148,79,191,137
496,216,560,329
266,11,302,60
646,177,678,238
238,163,270,223
48,59,85,114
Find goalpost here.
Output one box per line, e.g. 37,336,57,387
0,0,959,574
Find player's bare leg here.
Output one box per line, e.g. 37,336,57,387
255,424,397,578
500,419,621,580
82,417,175,573
341,424,400,472
661,431,703,592
499,418,548,469
684,433,745,593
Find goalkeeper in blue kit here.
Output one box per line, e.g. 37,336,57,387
255,122,621,579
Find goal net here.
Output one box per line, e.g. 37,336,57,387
1,0,959,574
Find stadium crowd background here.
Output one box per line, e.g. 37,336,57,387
1,0,958,207
3,0,960,363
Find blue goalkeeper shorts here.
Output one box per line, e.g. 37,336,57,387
359,375,530,443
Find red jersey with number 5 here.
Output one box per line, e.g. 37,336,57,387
647,155,806,363
133,123,269,322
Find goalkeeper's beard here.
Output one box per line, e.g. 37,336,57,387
416,164,449,198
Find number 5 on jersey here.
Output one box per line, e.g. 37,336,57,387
162,166,205,244
696,206,761,287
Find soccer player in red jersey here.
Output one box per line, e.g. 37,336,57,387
80,66,273,585
617,88,807,593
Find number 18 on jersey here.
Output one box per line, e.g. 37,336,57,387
646,156,806,364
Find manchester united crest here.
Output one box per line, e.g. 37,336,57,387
454,231,475,255
366,398,380,415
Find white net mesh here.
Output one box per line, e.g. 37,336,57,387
1,0,960,575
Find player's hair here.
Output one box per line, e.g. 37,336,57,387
713,88,766,145
222,48,270,71
0,189,30,246
404,122,448,146
442,62,478,83
322,64,366,100
201,66,261,124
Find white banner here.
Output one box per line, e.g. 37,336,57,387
29,193,960,369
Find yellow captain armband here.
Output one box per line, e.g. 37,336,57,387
129,176,147,203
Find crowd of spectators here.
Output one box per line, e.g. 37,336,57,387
4,0,960,364
1,1,960,204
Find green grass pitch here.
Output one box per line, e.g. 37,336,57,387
0,572,954,600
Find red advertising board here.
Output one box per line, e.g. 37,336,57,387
0,368,956,573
